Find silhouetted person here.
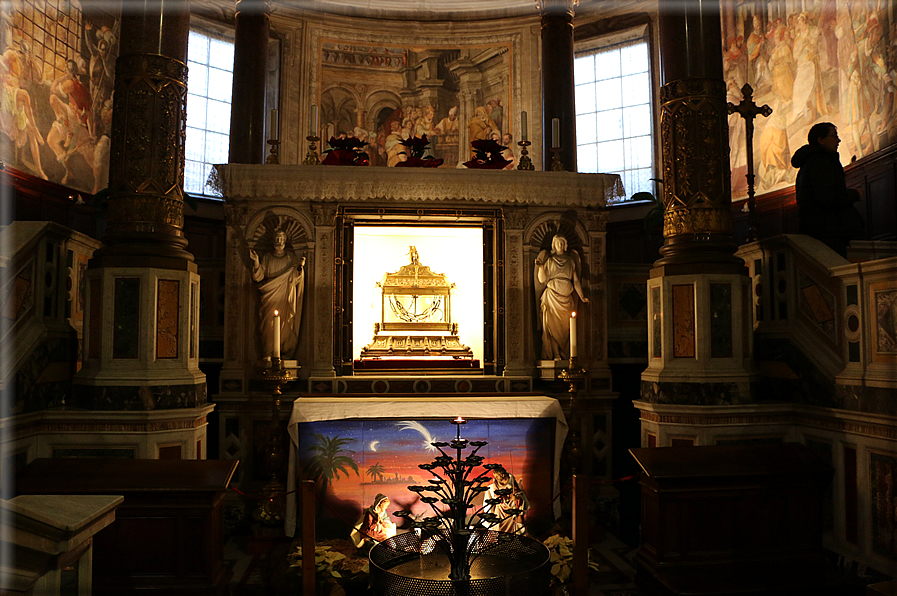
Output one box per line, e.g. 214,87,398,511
790,122,864,257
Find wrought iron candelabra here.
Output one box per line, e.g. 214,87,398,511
255,357,292,525
393,417,522,582
558,357,586,475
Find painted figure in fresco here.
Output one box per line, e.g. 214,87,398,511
534,234,588,360
467,106,497,147
350,493,396,549
483,468,529,535
385,121,406,166
47,60,110,193
486,98,503,134
790,122,864,257
0,48,47,179
84,19,119,137
435,105,460,143
250,229,306,360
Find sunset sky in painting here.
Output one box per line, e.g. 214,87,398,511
298,417,555,524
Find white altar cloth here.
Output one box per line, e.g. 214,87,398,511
285,395,568,536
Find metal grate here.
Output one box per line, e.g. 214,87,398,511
369,529,551,596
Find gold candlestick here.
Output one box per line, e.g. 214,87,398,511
266,139,280,164
303,136,320,165
550,147,564,172
517,140,534,170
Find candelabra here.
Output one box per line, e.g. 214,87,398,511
516,140,534,170
303,135,320,165
266,139,280,164
550,147,564,171
392,417,522,581
254,357,292,525
558,357,586,475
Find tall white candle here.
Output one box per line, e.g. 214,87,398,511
570,311,577,358
310,105,319,137
273,309,281,359
552,118,560,148
269,108,278,141
521,111,528,142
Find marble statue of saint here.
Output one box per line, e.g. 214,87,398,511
534,234,588,360
249,229,306,360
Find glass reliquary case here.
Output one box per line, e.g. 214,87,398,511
357,246,476,370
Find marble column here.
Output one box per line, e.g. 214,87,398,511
540,1,577,171
229,0,270,164
639,0,755,426
73,0,211,456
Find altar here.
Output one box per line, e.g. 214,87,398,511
212,165,622,491
285,395,568,537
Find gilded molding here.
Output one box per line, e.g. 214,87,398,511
106,195,185,231
663,206,732,236
660,77,731,238
108,54,188,229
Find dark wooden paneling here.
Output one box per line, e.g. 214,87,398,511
16,458,236,596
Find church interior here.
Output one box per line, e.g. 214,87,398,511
3,0,897,594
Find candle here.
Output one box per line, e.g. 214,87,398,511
273,309,281,359
269,108,278,141
570,311,577,358
552,117,560,148
452,416,467,425
309,105,319,137
521,111,528,142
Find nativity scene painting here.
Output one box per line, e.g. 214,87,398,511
318,41,513,168
297,417,553,539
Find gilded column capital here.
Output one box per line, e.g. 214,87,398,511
659,77,731,237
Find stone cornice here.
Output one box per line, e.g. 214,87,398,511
214,164,623,208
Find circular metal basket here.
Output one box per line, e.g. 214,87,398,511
369,529,552,596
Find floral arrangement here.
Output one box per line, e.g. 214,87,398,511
463,138,512,169
287,544,369,595
394,134,443,167
321,136,370,166
542,534,600,586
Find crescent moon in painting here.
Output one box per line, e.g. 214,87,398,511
369,440,380,451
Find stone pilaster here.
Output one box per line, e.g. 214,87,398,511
540,1,577,171
229,0,270,164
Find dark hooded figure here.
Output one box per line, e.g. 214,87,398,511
790,122,864,257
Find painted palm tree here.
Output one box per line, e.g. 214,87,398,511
305,433,360,496
366,462,386,483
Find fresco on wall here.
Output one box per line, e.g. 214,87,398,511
297,417,554,537
1,0,118,194
318,42,513,168
722,0,897,198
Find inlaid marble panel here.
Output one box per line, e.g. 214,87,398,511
156,279,179,359
672,284,695,359
113,278,140,359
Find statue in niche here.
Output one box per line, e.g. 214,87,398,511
249,226,306,360
534,234,588,360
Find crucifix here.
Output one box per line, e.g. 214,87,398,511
727,83,772,242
